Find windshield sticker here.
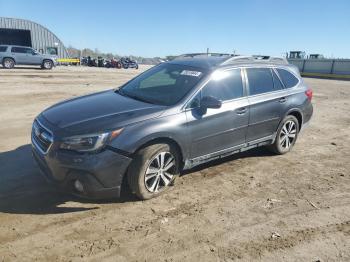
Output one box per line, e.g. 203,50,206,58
180,70,202,77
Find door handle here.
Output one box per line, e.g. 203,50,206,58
236,107,247,115
279,97,287,103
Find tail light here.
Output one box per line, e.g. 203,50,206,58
305,88,313,101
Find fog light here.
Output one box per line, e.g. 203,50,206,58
74,180,84,193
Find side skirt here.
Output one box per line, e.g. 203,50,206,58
184,134,276,170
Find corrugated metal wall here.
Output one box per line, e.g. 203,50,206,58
0,17,69,58
288,59,350,75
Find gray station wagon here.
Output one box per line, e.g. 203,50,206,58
31,54,313,200
0,45,57,69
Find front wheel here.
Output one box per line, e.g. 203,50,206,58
267,115,299,154
127,144,180,200
41,60,53,70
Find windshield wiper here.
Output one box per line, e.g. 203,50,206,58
115,89,125,96
117,90,156,105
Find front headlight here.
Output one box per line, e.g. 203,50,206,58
60,128,123,152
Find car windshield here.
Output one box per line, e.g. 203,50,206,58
117,63,207,106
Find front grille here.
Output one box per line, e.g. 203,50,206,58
32,120,53,153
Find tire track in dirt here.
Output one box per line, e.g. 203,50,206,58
217,221,350,261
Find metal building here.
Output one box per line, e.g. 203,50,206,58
0,17,69,58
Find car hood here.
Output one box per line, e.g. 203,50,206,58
41,90,166,136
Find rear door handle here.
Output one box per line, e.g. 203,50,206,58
279,97,287,103
236,107,247,115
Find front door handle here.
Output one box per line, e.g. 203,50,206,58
279,97,287,103
236,107,247,115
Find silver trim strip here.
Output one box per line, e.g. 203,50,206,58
190,135,274,163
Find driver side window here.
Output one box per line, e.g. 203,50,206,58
202,69,243,101
25,48,34,54
188,91,201,109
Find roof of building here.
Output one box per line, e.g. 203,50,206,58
0,17,69,58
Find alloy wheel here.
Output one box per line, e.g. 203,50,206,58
4,60,13,68
144,151,176,193
279,120,297,149
44,61,52,69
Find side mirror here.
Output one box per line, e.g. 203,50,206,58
200,96,222,109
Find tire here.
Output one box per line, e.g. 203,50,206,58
267,115,299,155
135,64,139,69
2,58,15,69
41,60,53,70
127,143,180,200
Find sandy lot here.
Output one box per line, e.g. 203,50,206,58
0,66,349,262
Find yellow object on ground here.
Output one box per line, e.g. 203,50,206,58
57,58,80,63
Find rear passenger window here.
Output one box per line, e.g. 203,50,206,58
272,69,284,90
276,69,299,88
0,46,7,52
202,69,243,101
11,47,26,53
246,68,274,95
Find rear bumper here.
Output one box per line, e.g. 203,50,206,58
32,143,132,199
301,102,313,132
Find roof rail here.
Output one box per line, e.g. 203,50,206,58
174,53,235,60
221,55,289,65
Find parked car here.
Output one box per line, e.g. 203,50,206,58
0,45,57,69
31,54,313,200
119,57,138,69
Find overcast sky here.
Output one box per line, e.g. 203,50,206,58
1,0,349,58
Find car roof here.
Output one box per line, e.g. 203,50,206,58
0,45,32,48
167,54,298,73
168,56,228,70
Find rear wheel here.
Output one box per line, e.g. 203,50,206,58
41,60,53,70
2,58,15,69
127,143,180,200
268,115,299,154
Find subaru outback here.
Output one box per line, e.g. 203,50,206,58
31,54,313,200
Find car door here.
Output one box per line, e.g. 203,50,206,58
185,68,249,159
11,46,27,64
25,48,42,65
245,67,286,142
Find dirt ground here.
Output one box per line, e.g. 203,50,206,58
0,66,349,262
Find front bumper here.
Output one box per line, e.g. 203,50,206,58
31,141,132,199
